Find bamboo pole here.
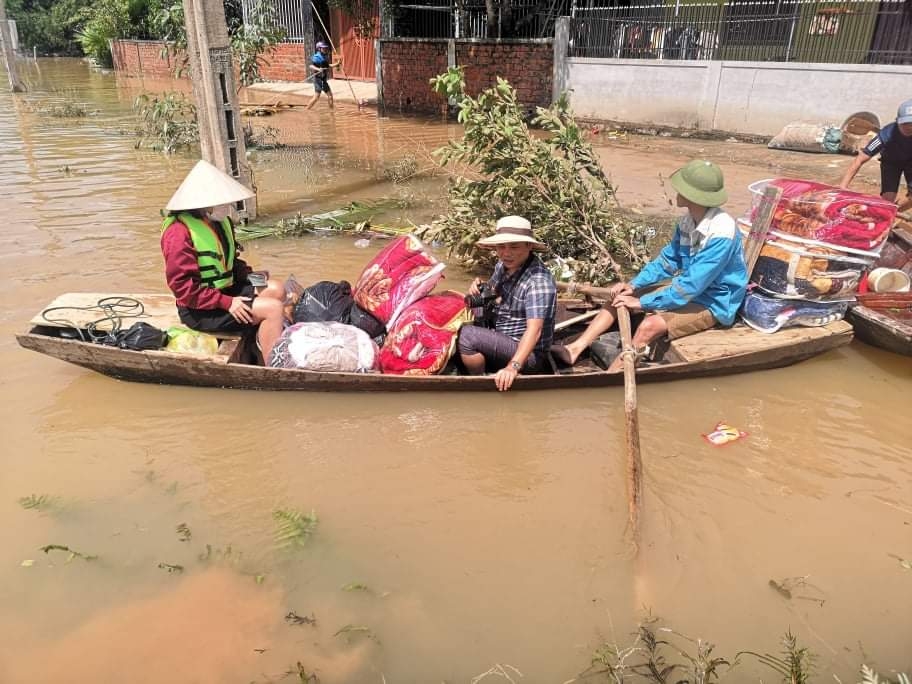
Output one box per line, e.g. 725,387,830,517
616,305,642,552
310,2,362,108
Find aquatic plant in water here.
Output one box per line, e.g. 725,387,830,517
133,92,199,153
272,509,318,550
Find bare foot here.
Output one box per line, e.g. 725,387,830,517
550,343,581,366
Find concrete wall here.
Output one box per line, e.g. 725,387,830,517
377,38,553,115
567,57,912,136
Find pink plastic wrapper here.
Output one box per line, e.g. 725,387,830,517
353,235,446,327
379,293,473,375
748,178,896,251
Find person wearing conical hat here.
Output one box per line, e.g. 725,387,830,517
552,160,748,372
160,160,286,361
457,215,557,391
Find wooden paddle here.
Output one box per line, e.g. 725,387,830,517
616,305,642,551
742,185,783,278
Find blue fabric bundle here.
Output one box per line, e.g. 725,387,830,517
740,291,848,333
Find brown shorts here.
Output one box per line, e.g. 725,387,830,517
655,304,716,340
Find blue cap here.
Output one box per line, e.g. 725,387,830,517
898,98,912,125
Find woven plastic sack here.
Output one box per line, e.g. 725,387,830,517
268,322,377,372
747,178,896,251
353,235,445,327
166,326,219,355
767,122,842,154
740,291,848,333
379,293,472,375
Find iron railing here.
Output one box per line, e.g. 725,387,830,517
382,0,565,38
255,0,314,42
568,0,912,65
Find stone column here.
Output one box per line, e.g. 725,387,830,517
182,0,255,219
0,0,25,93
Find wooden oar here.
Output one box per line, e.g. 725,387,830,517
554,309,599,332
742,185,783,278
616,305,642,552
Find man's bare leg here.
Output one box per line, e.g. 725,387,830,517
306,92,321,110
606,313,668,373
326,91,334,110
551,307,618,365
252,297,285,361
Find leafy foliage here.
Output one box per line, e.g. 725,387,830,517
860,665,911,684
132,91,199,153
417,67,654,286
228,0,287,86
6,0,93,55
739,630,814,684
272,508,318,551
77,0,159,65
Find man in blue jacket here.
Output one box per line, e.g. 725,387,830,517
841,98,912,211
306,41,340,110
552,159,748,372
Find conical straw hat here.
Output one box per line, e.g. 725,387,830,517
165,159,255,211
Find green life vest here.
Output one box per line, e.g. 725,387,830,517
162,213,236,290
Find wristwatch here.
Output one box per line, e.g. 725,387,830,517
510,361,521,371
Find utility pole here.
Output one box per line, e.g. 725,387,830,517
182,0,255,219
0,0,26,93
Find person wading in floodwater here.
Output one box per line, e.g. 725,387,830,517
306,41,341,110
160,160,287,361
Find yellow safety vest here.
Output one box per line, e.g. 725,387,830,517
162,213,237,290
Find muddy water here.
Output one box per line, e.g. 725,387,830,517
1,59,910,683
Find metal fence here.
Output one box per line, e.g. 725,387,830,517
569,0,912,64
255,0,314,42
382,0,565,38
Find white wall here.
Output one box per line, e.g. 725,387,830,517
567,57,912,136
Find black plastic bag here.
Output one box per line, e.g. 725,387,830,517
293,280,354,324
102,322,168,351
348,302,385,340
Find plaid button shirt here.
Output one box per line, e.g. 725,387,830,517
488,256,557,354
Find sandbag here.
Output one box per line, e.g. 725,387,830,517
292,280,354,324
353,235,445,327
268,322,377,372
740,291,848,333
767,122,842,154
379,293,472,375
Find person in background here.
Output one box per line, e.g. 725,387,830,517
160,159,286,361
841,98,912,211
306,41,341,110
551,159,748,372
457,216,557,392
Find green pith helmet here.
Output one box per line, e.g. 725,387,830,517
670,159,728,208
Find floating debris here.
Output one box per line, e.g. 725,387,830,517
40,544,98,563
176,523,192,542
285,611,317,627
158,562,184,574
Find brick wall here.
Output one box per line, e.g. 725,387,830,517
111,39,186,78
379,38,553,115
380,41,449,115
111,40,310,83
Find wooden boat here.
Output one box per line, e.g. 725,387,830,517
16,292,853,391
846,221,912,357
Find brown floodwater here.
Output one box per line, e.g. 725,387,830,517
1,59,910,683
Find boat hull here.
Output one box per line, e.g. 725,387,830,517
16,320,854,392
846,306,912,357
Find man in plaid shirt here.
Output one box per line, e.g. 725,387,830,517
458,216,557,391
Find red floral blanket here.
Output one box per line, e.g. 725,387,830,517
756,179,896,250
353,235,446,327
379,293,473,375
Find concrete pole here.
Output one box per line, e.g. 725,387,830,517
182,0,255,219
552,16,569,105
0,0,26,93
